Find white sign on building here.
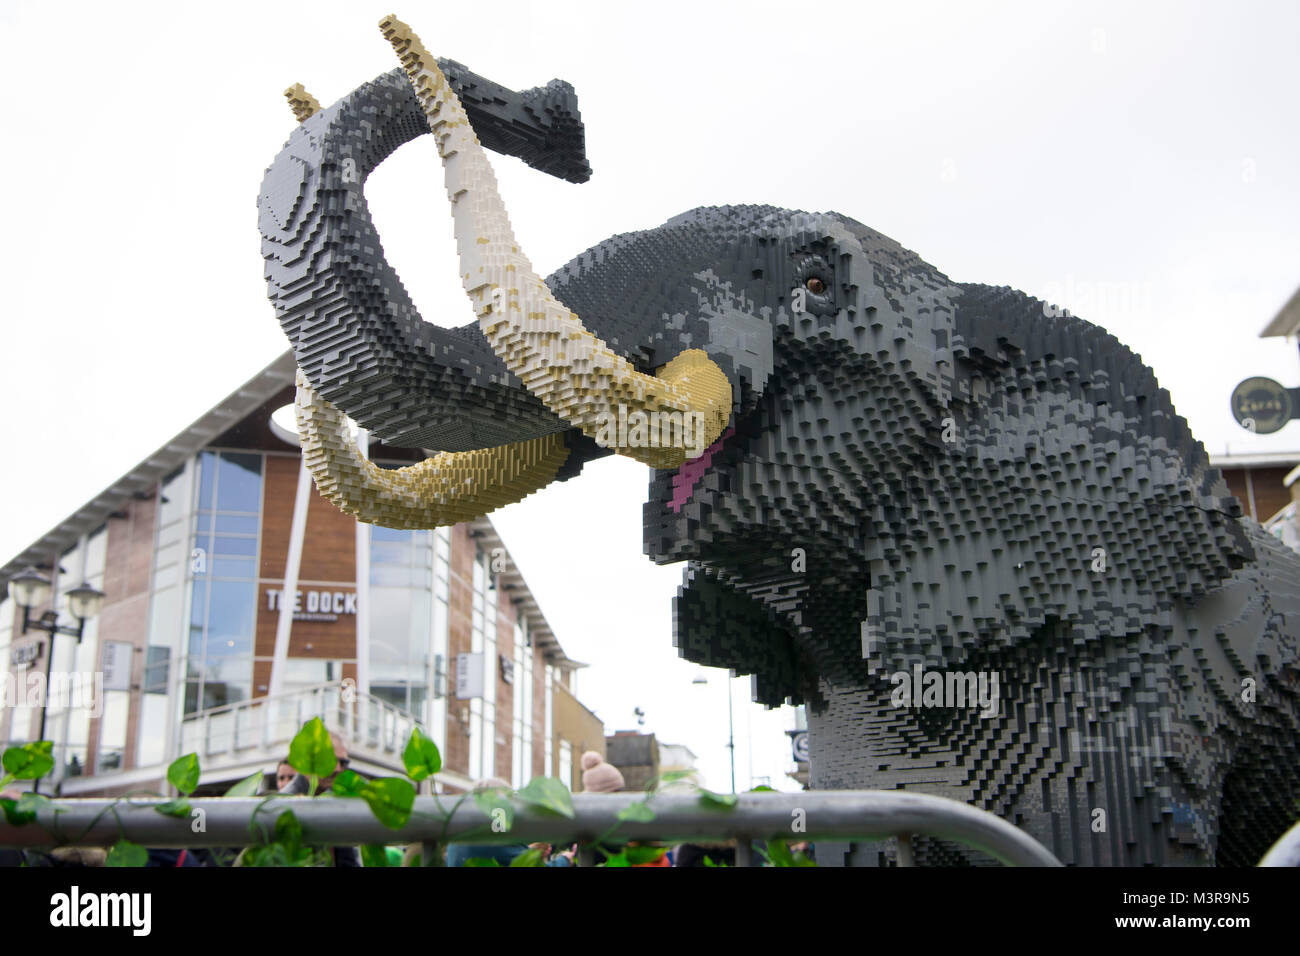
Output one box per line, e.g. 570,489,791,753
456,652,484,700
101,641,134,692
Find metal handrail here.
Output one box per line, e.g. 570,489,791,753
0,790,1063,866
180,681,341,723
179,681,424,761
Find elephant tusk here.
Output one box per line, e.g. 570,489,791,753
296,371,571,528
378,14,732,470
284,83,322,122
279,78,571,526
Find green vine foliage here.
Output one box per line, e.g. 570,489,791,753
0,727,810,867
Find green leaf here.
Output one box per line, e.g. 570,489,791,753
699,789,739,809
402,727,442,781
288,717,336,778
748,784,776,792
659,770,695,784
473,789,514,831
167,753,201,795
463,857,500,867
2,742,54,780
361,844,391,867
225,770,264,797
331,769,366,798
602,850,630,867
514,777,575,818
624,845,667,864
360,777,415,829
106,839,147,868
154,798,192,819
510,847,545,867
702,855,719,867
274,810,303,853
616,801,656,823
15,792,50,815
764,839,817,867
0,797,35,826
765,839,794,866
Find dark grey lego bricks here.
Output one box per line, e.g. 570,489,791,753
259,65,592,454
259,64,1300,865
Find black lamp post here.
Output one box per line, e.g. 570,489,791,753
7,567,105,794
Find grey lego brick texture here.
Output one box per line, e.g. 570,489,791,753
259,71,1300,865
259,65,591,456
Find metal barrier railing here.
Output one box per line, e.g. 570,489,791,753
0,789,1064,866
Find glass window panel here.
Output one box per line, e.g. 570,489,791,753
371,588,413,663
371,542,410,566
372,685,406,710
212,557,255,579
214,514,259,535
184,681,200,715
190,580,207,627
408,589,431,661
201,679,248,711
64,747,88,779
213,535,257,556
409,685,428,718
195,512,211,533
200,655,252,685
198,452,218,511
372,526,410,543
143,646,170,694
8,704,31,743
192,531,212,568
370,565,412,588
207,581,255,653
215,453,263,512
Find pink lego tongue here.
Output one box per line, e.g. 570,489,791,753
668,427,735,513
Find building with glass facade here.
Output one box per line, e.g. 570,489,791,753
0,352,606,797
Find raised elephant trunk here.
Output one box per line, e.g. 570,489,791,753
378,15,732,472
284,16,734,528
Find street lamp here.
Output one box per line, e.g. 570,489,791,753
692,672,735,794
7,567,105,793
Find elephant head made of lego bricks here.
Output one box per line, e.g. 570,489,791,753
259,17,1300,865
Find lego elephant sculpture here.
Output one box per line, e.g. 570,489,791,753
259,17,1300,865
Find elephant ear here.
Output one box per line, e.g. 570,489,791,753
673,563,807,707
947,280,1253,586
952,282,1213,480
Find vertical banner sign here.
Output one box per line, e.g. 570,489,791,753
456,652,485,699
101,642,134,692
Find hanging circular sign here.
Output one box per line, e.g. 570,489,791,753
1231,377,1292,434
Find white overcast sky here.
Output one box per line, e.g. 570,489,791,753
2,0,1298,792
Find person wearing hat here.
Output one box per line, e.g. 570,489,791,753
580,751,624,793
580,752,670,866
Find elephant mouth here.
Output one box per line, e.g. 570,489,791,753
668,426,735,512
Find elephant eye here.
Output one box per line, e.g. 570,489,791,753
805,277,826,295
